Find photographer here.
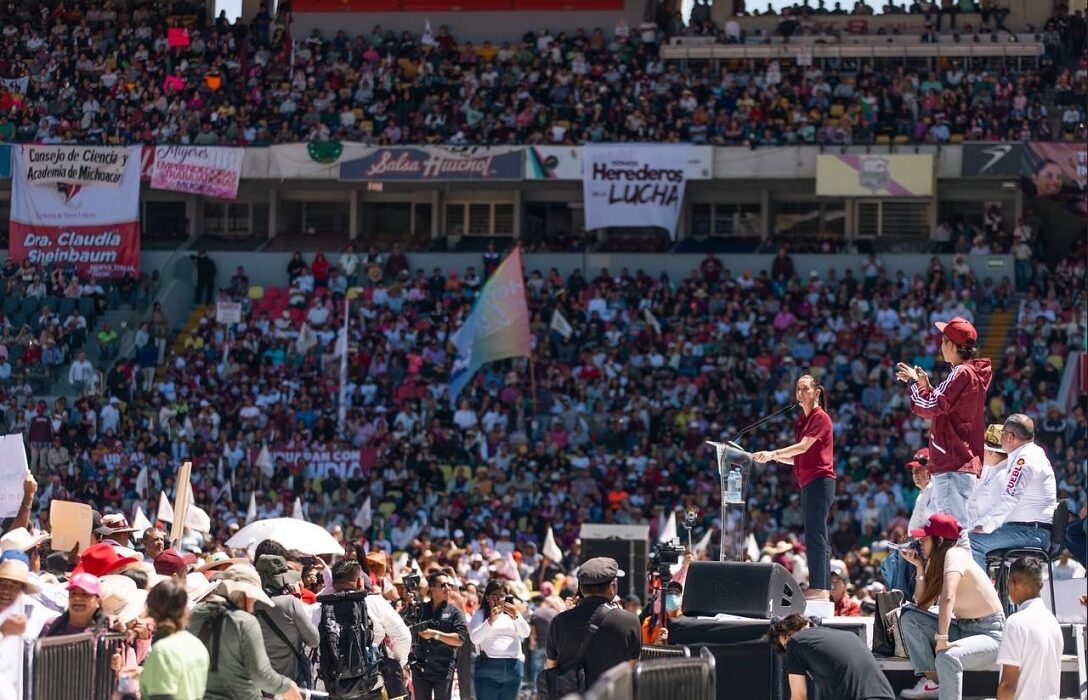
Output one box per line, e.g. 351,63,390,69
469,579,530,700
641,580,683,644
409,572,468,700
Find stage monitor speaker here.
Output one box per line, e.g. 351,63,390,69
578,524,649,599
682,561,805,619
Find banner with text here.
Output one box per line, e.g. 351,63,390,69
340,147,522,181
10,145,141,277
582,145,691,238
249,445,368,478
18,145,132,187
151,145,244,199
528,145,712,180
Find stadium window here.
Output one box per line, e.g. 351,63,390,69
304,201,349,235
144,201,187,240
204,202,252,236
364,203,412,237
446,202,514,237
855,200,932,239
692,203,762,237
773,199,844,239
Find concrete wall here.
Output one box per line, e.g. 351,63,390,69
143,249,1014,288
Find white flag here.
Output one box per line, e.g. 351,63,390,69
421,18,437,47
291,497,306,521
157,490,174,523
542,526,563,563
134,465,148,499
658,511,678,544
549,309,573,340
745,533,760,562
693,526,714,555
295,322,318,354
353,496,372,530
156,484,211,533
245,491,257,525
643,307,661,335
132,506,152,538
255,445,274,479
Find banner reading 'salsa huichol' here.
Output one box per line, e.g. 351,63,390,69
9,145,141,277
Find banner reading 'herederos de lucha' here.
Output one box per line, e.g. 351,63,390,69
9,145,141,277
582,144,691,239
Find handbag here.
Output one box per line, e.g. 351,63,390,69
871,589,905,656
535,604,612,700
258,610,315,689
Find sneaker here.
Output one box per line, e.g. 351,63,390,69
900,677,940,699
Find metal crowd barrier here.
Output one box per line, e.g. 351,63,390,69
632,647,716,700
639,644,691,661
579,647,716,700
23,632,125,700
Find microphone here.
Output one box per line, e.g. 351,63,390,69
731,401,799,442
706,402,799,469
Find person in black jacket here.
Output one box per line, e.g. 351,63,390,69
192,250,217,305
410,571,467,700
768,614,894,700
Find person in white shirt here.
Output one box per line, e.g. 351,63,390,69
0,558,60,698
880,449,937,596
469,579,530,700
970,415,1057,570
68,351,96,395
967,423,1011,530
995,557,1063,700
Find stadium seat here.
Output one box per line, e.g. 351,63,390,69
248,286,265,300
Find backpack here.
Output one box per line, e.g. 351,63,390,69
316,589,381,700
871,589,906,656
535,604,612,700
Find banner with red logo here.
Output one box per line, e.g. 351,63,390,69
151,145,244,199
9,145,141,277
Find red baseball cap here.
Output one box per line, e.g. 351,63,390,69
905,460,925,471
934,317,977,345
910,513,962,541
912,447,929,463
154,549,197,576
73,543,139,578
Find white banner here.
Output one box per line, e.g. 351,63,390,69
19,145,131,187
216,301,242,324
10,145,141,277
582,145,691,238
1,77,29,94
0,434,29,518
151,145,244,199
528,145,712,180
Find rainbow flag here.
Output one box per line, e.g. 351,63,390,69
448,246,531,405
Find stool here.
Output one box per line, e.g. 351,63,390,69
985,501,1069,613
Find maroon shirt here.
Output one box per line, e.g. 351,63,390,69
793,406,835,488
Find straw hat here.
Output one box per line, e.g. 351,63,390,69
0,559,40,594
99,575,148,625
213,565,273,609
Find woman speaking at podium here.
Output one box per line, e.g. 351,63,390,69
752,374,835,601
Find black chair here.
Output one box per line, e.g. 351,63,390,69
986,500,1069,613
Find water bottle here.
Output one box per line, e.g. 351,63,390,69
726,467,743,504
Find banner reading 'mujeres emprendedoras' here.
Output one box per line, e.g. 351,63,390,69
9,145,141,277
582,144,691,239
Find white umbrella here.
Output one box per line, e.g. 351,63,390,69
225,518,344,556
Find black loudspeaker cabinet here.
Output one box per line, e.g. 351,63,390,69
682,561,806,619
578,523,649,599
668,617,785,700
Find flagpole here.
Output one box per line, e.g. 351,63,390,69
337,293,350,439
529,354,538,416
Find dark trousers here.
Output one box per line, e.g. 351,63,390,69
456,641,474,699
194,278,214,305
414,673,454,700
802,477,835,590
1066,517,1088,568
473,655,522,700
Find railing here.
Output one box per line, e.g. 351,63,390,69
23,632,124,700
639,644,691,661
579,647,716,700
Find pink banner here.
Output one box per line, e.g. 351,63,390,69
151,146,243,199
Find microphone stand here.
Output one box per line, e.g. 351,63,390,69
729,402,799,443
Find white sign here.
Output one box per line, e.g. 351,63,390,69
528,145,712,180
216,301,242,324
19,145,131,187
151,146,244,199
0,434,28,518
582,145,691,239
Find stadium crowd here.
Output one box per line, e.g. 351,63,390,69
0,0,1084,146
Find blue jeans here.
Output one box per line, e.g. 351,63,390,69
879,550,916,599
969,523,1050,570
930,472,974,547
899,606,1004,700
473,655,522,700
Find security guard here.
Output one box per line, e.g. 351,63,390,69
969,414,1058,569
410,572,468,700
544,557,641,688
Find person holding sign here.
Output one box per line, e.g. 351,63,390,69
752,375,836,601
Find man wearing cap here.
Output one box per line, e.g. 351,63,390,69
880,449,936,597
155,548,197,581
968,414,1057,570
965,424,1012,533
254,555,319,689
544,557,640,688
41,573,109,637
829,561,860,617
897,316,992,546
189,565,303,700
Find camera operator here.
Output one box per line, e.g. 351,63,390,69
641,580,683,644
409,572,467,700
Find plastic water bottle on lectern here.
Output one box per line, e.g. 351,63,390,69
726,467,743,504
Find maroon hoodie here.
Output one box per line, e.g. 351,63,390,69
908,358,993,476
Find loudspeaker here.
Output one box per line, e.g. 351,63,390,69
682,561,805,619
578,524,649,599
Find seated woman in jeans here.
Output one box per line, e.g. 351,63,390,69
899,513,1005,700
469,579,531,700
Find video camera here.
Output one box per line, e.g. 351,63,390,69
649,540,685,584
401,573,421,590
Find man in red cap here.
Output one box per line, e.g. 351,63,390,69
896,317,991,547
879,449,936,597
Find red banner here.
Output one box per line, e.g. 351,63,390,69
9,222,140,277
167,27,190,47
